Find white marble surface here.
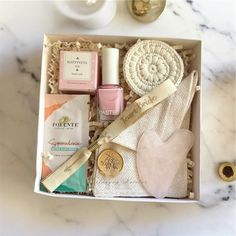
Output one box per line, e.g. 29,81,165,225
0,0,235,235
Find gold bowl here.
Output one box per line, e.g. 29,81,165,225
128,0,166,23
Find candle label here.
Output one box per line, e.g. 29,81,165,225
63,52,91,81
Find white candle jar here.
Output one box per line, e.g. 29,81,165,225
56,0,117,29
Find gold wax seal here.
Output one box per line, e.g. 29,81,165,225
97,149,123,177
218,162,236,182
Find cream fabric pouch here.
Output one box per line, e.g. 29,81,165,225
94,71,198,198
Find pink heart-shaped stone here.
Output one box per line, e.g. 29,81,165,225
136,129,194,198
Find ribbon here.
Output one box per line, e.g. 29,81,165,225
41,79,177,192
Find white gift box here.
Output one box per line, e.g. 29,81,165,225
34,34,201,203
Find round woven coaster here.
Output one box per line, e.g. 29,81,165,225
123,40,184,96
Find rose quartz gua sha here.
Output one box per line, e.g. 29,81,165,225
136,129,194,199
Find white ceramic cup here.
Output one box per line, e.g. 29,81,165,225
56,0,117,29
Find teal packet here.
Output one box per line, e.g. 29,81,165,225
40,164,87,193
55,163,87,192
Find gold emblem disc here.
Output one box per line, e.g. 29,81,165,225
218,162,236,182
97,149,123,177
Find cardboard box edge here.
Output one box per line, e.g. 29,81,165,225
35,34,202,203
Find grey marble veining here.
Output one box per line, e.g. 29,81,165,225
0,0,235,235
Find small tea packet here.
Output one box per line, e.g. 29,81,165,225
41,94,90,193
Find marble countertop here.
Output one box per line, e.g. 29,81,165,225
0,0,235,235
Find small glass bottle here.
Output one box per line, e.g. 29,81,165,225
98,48,124,121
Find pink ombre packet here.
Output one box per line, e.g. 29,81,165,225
41,94,90,193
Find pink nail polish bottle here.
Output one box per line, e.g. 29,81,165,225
98,48,124,121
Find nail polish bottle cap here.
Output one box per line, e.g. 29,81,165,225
102,48,119,85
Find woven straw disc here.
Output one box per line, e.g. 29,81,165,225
123,40,184,96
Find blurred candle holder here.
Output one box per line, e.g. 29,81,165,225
56,0,117,29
